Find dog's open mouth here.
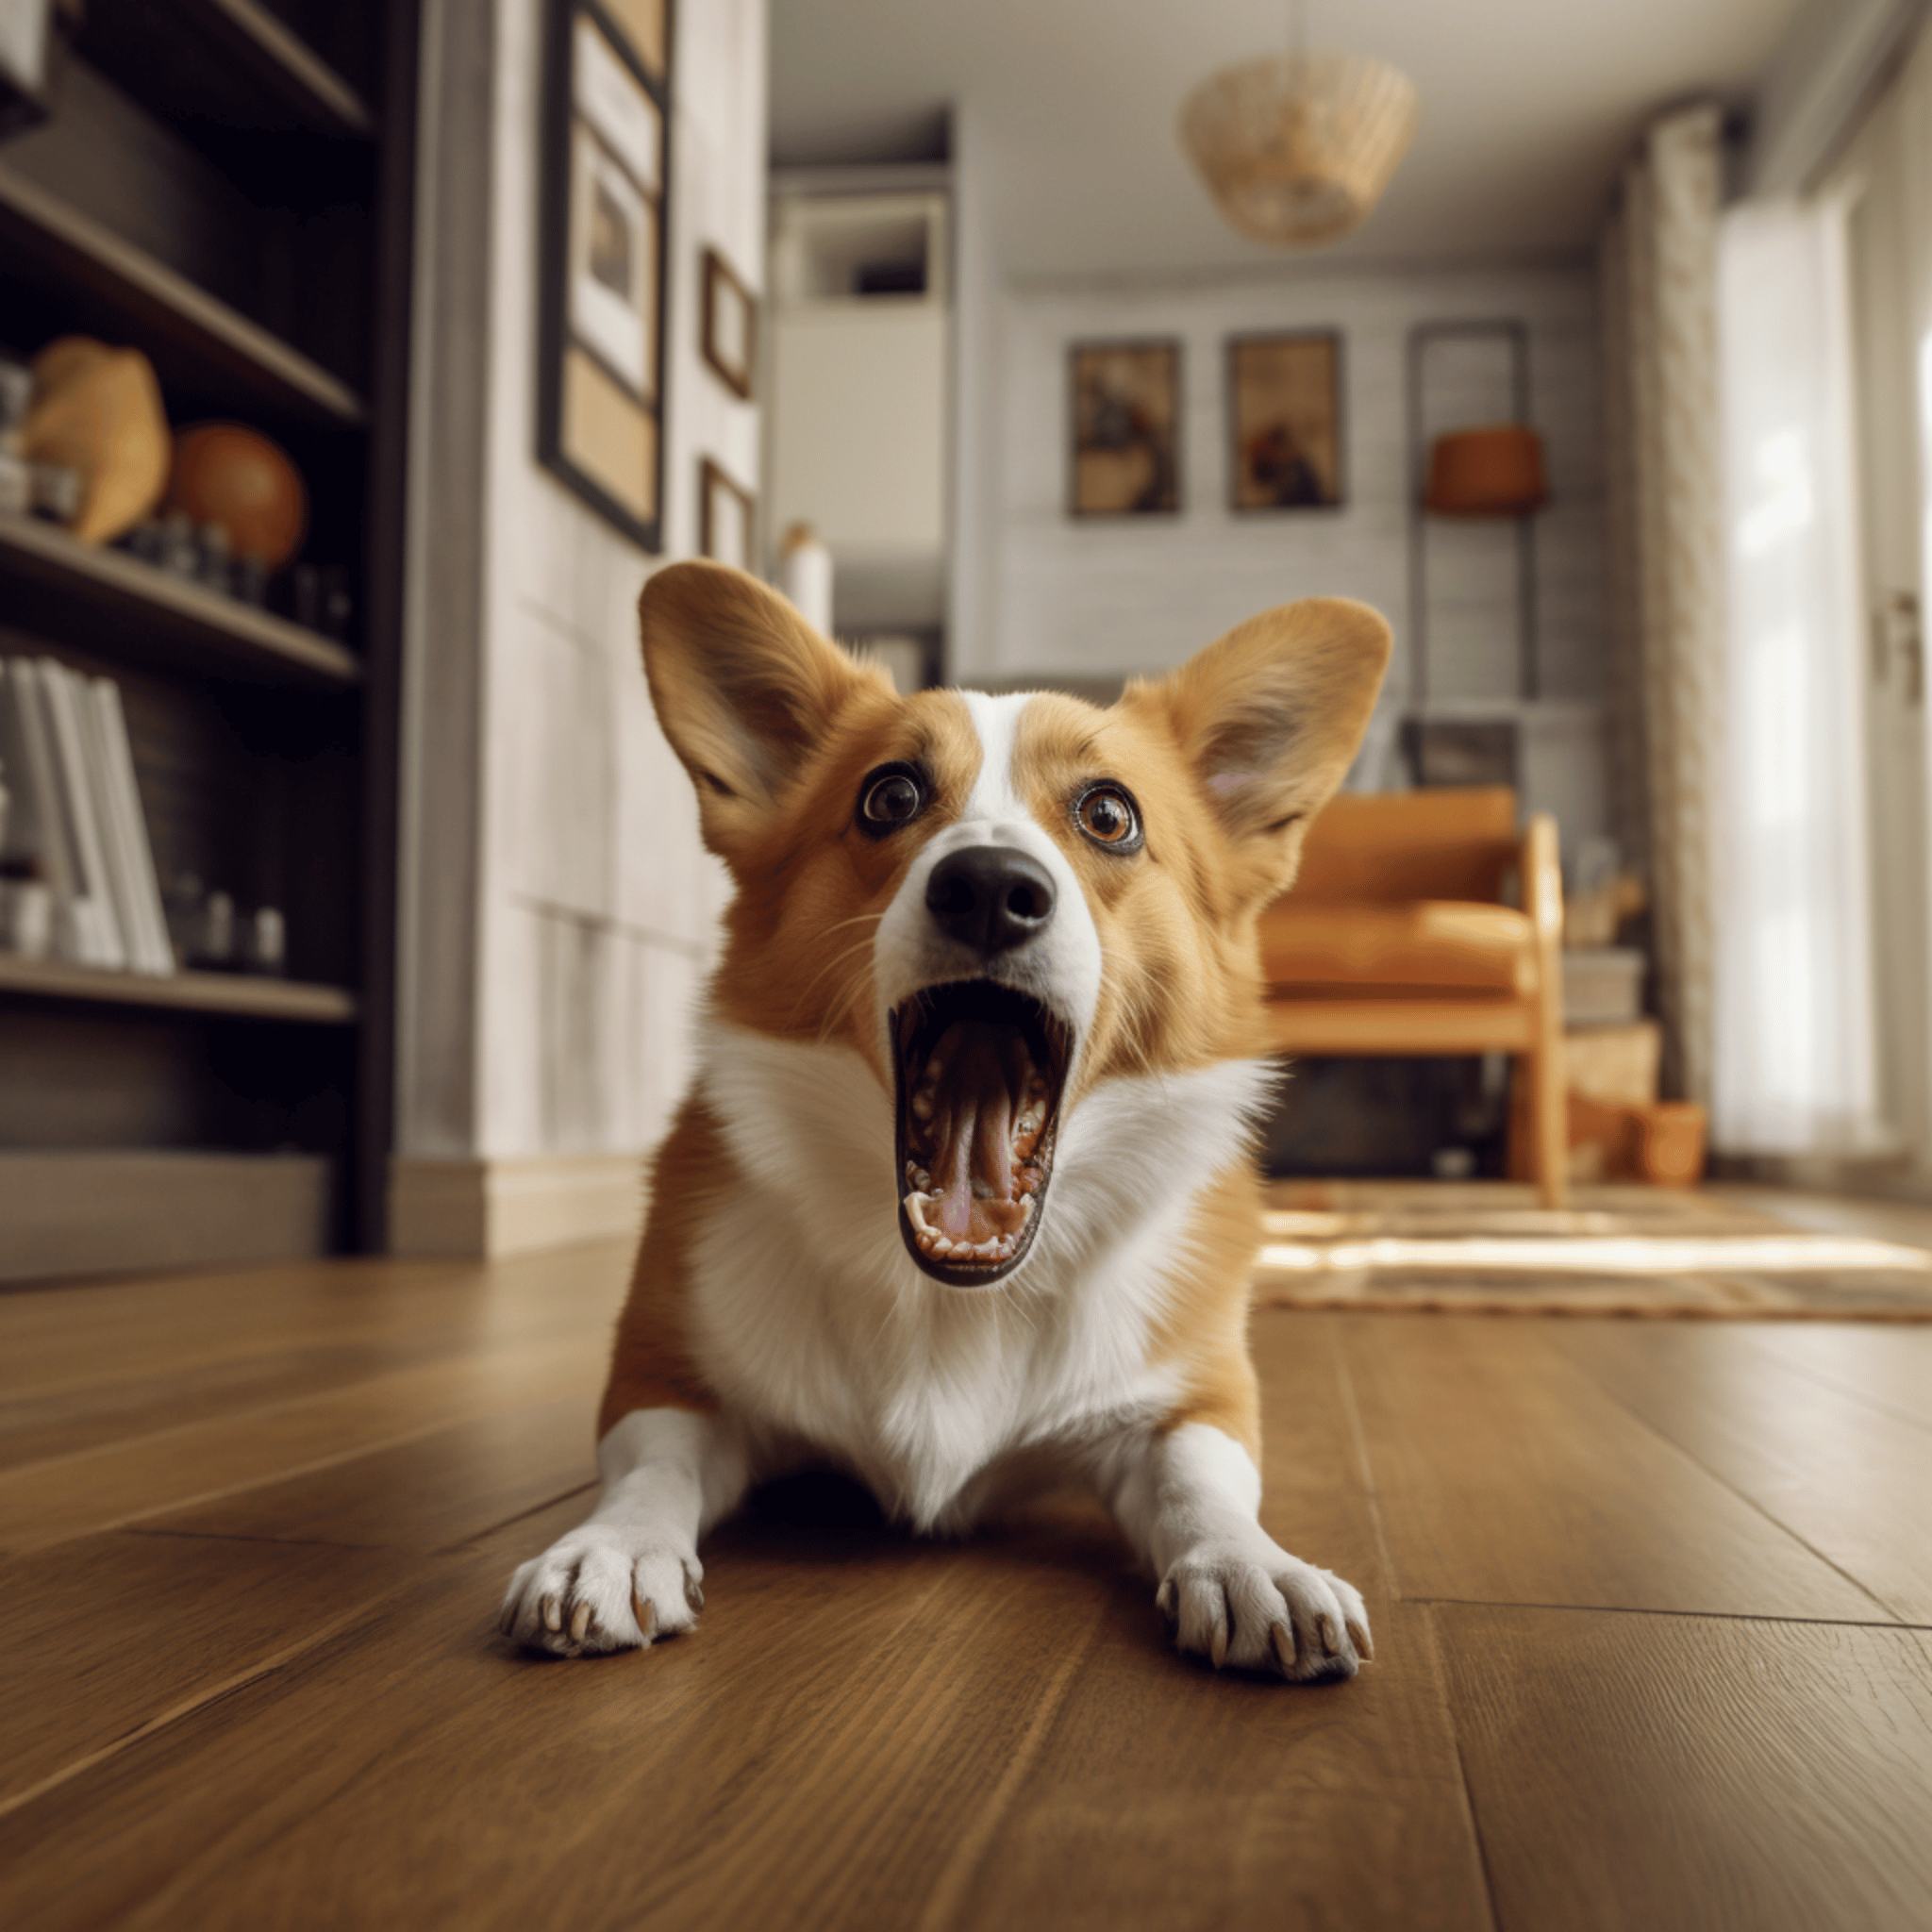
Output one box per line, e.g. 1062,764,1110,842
892,982,1071,1286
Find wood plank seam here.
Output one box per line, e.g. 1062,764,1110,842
1426,1607,1507,1932
1405,1596,1928,1628
908,1608,1104,1932
1740,1345,1932,1441
1325,1317,1405,1596
0,1578,425,1824
448,1483,599,1549
1573,1374,1909,1625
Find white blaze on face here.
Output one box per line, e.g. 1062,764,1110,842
872,692,1105,1061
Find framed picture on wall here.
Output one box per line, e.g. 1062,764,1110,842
701,246,756,399
1227,331,1344,510
538,0,673,551
698,458,755,572
1068,340,1181,517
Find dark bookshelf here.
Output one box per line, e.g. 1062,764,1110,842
0,0,416,1266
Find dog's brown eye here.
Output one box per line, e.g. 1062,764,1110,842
1074,784,1141,851
859,765,924,835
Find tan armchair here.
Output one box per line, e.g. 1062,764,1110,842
1258,787,1567,1207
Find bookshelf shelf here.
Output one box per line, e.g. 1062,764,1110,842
0,953,358,1024
168,0,374,136
0,514,363,688
0,164,367,428
79,0,375,142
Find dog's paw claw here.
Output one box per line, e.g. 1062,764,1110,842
1158,1541,1372,1684
499,1532,703,1657
1268,1621,1297,1674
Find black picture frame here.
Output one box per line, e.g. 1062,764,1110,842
1067,339,1182,518
701,246,756,400
537,0,674,553
1226,330,1345,512
697,457,755,571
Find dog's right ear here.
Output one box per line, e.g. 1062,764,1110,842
640,561,889,860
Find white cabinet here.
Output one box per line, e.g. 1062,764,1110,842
765,188,949,629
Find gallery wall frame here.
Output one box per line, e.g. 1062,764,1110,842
698,457,755,572
537,0,673,552
1067,339,1182,518
1226,330,1345,512
701,246,756,400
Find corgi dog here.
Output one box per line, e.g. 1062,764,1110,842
500,562,1391,1681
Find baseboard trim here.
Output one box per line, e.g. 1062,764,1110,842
0,1151,334,1283
388,1152,646,1257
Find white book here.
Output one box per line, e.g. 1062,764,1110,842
87,677,174,975
74,677,151,974
2,658,86,961
33,658,126,971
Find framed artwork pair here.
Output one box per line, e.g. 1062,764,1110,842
1068,332,1345,519
539,0,758,567
538,0,672,550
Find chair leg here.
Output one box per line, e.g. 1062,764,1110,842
1527,1037,1569,1209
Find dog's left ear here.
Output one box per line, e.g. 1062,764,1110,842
1125,596,1391,903
640,561,890,863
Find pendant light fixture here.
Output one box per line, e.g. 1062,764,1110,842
1180,0,1420,248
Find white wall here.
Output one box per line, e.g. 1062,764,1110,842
393,0,764,1241
957,262,1613,840
475,0,760,1161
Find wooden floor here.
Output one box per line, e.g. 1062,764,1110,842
4,1207,1932,1930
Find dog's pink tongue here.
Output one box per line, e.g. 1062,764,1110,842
933,1026,1019,1239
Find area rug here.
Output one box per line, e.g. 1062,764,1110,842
1252,1182,1932,1320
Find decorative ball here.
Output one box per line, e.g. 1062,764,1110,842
164,424,307,568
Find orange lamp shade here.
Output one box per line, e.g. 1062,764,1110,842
1424,425,1547,516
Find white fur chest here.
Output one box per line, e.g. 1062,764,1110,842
685,1019,1274,1530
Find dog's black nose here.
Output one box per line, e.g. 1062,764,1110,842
925,845,1057,955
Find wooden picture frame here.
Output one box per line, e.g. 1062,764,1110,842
698,458,755,572
1068,340,1181,517
701,246,756,400
537,0,673,552
1227,331,1344,511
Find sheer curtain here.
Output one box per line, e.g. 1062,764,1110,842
1712,200,1881,1154
1598,105,1727,1110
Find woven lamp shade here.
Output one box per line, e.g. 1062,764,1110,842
1180,52,1420,247
1424,425,1548,517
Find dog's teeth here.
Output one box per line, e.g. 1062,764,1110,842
913,1168,930,1190
905,1192,934,1234
911,1090,935,1122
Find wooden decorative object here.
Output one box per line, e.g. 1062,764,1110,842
164,424,308,566
23,336,169,543
698,458,754,572
1180,51,1420,247
1228,331,1342,509
701,246,755,400
538,0,674,551
1068,341,1180,518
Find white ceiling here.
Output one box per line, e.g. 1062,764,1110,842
768,0,1809,279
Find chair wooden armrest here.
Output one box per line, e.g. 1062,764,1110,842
1519,812,1568,1206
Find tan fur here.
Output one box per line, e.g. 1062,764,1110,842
597,1095,726,1435
1146,1168,1272,1457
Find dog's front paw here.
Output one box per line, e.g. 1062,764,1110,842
498,1525,705,1657
1157,1539,1373,1684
